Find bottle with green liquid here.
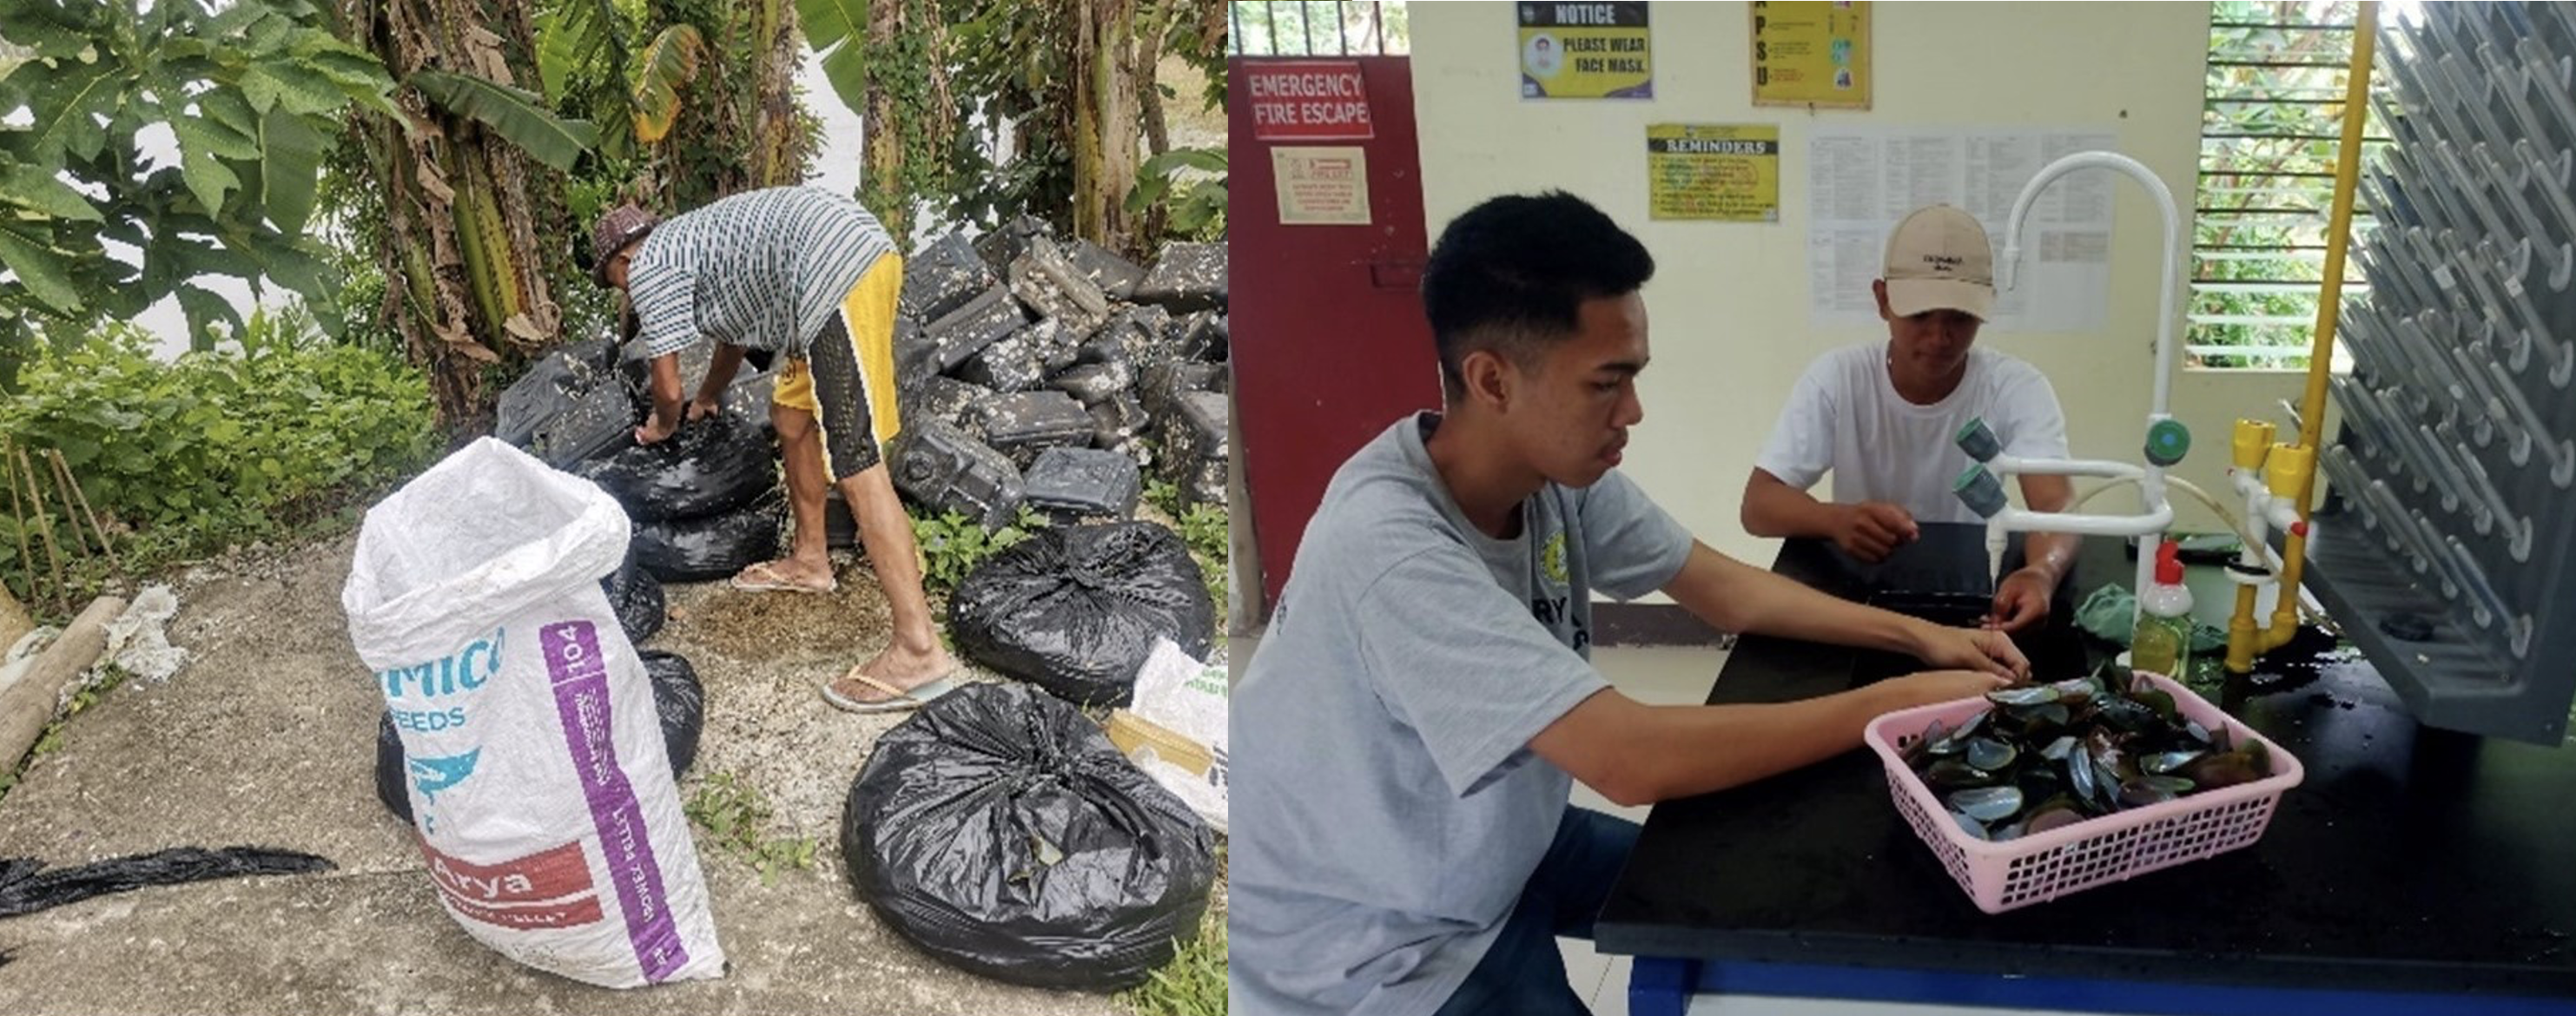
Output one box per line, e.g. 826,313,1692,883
2131,538,2195,678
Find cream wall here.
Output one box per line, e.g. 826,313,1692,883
1409,1,2333,590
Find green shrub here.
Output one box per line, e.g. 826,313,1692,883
1145,479,1227,614
910,506,1048,596
0,311,438,604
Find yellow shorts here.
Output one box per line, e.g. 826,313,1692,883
773,254,905,478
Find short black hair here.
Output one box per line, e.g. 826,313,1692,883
1420,191,1655,399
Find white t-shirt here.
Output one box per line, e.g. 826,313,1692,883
1754,343,2069,525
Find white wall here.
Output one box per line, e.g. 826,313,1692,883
1410,1,2334,589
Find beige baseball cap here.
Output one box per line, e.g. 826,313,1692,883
1882,205,1995,320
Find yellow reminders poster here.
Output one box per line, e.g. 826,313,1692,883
1519,3,1653,100
1750,1,1871,109
1647,125,1780,222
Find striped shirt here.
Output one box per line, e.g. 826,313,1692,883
627,187,895,359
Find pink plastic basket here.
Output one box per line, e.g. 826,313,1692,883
1861,670,2304,914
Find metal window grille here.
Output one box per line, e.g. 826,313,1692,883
1228,1,1408,57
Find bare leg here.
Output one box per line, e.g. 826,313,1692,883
827,462,956,701
737,402,835,589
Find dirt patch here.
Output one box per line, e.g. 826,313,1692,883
677,557,901,669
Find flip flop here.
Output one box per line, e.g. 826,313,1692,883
730,561,836,595
820,670,963,714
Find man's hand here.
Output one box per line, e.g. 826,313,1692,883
634,414,678,446
683,395,722,423
638,349,685,446
1912,623,2028,681
1989,566,2056,633
1831,502,1919,563
1880,669,2012,709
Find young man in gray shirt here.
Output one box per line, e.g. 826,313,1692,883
1230,192,2026,1016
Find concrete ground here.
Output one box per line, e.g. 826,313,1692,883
0,533,1154,1016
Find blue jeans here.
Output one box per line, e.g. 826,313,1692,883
1433,807,1643,1016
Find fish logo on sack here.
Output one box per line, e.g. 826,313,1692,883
409,748,482,803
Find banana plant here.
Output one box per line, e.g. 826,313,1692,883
798,0,1221,258
408,69,601,172
536,0,631,109
798,0,869,123
0,0,404,375
339,0,598,432
537,1,795,210
628,23,704,144
534,3,708,153
799,0,959,243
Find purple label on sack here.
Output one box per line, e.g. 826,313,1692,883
541,620,689,982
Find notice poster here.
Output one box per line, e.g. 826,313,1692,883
1519,3,1653,100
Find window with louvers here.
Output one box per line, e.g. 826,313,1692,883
2190,1,2408,370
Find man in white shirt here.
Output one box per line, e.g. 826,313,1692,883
1742,204,2078,633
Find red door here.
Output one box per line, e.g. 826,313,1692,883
1230,56,1441,615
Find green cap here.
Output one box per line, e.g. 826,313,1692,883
1952,417,2002,462
2144,419,2191,467
1952,464,2007,518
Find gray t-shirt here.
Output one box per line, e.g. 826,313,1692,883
1230,412,1694,1016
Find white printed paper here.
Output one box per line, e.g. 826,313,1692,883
1807,127,2120,333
